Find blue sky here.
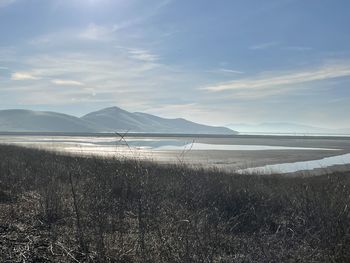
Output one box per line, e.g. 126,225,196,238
0,0,350,128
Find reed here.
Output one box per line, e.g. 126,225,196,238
0,144,349,262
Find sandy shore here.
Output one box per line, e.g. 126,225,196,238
1,134,350,174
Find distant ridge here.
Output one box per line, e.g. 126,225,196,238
82,107,236,134
0,107,237,135
226,122,350,135
0,109,97,132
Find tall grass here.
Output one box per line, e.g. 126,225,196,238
0,144,349,262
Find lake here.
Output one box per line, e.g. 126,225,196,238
1,133,350,175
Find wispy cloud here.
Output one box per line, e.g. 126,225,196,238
2,47,191,108
0,0,16,8
51,79,84,86
250,42,313,52
112,0,173,30
145,103,232,126
204,68,244,75
218,68,244,74
11,72,39,80
203,63,350,96
250,42,279,50
29,24,114,45
128,48,159,62
282,46,313,51
112,20,138,32
79,23,114,41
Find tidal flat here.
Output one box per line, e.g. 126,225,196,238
1,133,350,174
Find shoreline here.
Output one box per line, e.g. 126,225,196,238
1,133,350,176
1,131,350,140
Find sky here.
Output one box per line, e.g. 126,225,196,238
0,0,350,128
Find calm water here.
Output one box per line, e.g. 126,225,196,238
1,135,350,174
155,142,337,151
237,153,350,174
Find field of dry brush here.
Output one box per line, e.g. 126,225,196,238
0,145,349,262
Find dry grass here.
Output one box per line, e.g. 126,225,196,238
0,144,349,262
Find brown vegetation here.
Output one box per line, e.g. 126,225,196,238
0,145,349,262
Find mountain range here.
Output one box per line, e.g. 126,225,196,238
226,122,350,135
0,107,236,135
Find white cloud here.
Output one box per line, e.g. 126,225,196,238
51,79,84,86
2,49,187,107
128,48,159,62
11,72,39,80
203,63,350,95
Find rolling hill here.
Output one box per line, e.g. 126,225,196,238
82,107,235,134
0,109,98,132
0,107,236,134
226,122,350,135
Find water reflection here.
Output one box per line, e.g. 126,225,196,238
237,153,350,174
154,142,338,151
1,135,349,173
2,136,338,151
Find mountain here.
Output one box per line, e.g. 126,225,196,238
0,109,98,132
0,107,237,134
82,107,236,134
226,122,350,135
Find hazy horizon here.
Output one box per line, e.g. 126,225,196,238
1,0,350,129
1,106,350,133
